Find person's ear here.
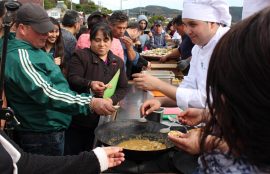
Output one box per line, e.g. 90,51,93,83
18,24,28,36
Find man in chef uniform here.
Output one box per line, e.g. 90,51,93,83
133,0,232,114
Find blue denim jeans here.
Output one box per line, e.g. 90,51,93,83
14,130,65,156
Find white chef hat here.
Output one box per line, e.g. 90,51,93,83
182,0,232,27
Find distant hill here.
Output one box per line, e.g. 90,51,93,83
127,5,243,23
128,5,180,18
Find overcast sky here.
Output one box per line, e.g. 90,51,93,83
74,0,243,11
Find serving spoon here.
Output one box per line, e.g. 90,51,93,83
169,116,190,133
159,116,178,133
160,116,189,134
159,120,175,133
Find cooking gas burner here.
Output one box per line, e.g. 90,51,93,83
104,149,198,174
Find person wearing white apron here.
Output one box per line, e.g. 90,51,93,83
133,0,232,114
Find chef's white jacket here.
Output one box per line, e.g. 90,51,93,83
176,26,230,109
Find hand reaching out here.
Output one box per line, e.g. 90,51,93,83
90,81,106,97
90,98,115,115
168,128,229,155
140,99,161,116
177,108,205,126
132,73,161,91
168,128,202,155
102,147,125,168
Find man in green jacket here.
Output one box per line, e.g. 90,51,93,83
2,3,115,156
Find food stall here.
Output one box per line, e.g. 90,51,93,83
94,47,196,173
96,84,198,174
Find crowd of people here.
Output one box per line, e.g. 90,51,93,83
0,2,124,173
0,0,270,173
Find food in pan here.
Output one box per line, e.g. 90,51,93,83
140,48,173,57
168,130,185,137
117,139,166,151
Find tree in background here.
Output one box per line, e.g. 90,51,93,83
44,0,112,15
44,0,56,9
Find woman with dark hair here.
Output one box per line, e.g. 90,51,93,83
43,17,64,68
168,7,270,173
66,22,128,155
0,7,124,174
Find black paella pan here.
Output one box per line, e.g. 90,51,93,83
95,119,175,161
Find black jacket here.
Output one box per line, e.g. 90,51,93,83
67,48,128,128
0,130,101,174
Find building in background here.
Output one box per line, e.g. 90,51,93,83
47,8,62,20
47,1,67,20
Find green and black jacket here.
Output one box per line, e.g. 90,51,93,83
3,38,92,132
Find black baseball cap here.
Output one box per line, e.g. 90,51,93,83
16,3,54,34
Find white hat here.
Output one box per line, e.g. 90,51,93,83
182,0,232,26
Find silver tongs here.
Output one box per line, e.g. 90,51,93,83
167,116,205,133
